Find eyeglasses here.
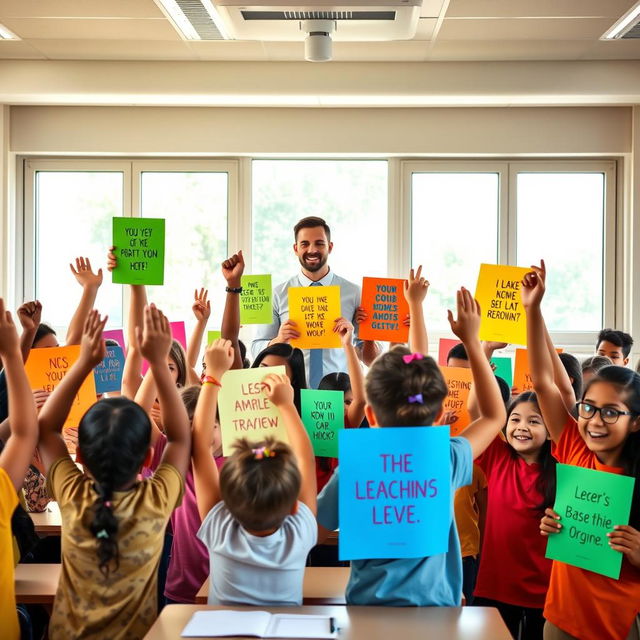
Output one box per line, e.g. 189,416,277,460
575,401,635,425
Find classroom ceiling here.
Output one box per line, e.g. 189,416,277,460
0,0,639,62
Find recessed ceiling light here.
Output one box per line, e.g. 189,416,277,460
601,0,640,39
154,0,230,40
0,23,20,40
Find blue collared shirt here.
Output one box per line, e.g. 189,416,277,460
251,269,362,380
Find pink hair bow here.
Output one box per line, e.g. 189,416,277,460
402,353,424,364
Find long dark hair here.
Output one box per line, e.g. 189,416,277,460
252,343,307,413
582,366,640,528
506,392,556,513
169,340,187,388
78,397,152,577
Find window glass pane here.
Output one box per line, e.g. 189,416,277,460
252,160,388,286
411,173,499,330
35,171,123,333
516,173,604,331
140,172,228,330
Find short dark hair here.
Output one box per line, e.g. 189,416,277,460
293,217,331,242
597,329,634,358
558,352,583,401
33,323,56,347
447,343,467,362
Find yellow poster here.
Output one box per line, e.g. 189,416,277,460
475,263,529,346
218,366,289,456
25,345,97,429
288,285,342,350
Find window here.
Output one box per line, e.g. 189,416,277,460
252,160,388,287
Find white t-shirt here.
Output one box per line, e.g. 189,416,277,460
197,501,317,606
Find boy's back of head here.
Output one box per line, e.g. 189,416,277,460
446,343,469,369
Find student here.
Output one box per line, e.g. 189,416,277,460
524,261,640,640
596,329,634,367
317,286,506,606
581,355,613,385
186,287,211,385
0,299,39,640
38,306,190,639
472,391,555,640
447,343,470,368
193,339,317,605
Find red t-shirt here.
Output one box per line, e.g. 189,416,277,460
544,416,640,640
474,437,552,608
315,410,354,493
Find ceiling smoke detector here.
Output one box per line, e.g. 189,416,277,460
302,19,335,61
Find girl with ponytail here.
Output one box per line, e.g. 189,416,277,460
37,305,191,640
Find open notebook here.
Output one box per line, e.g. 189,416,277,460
181,610,338,638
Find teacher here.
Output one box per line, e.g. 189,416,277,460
252,216,380,388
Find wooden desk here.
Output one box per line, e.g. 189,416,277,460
195,567,350,605
144,604,512,640
29,502,62,536
15,563,60,604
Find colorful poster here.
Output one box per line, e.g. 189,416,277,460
438,338,462,367
358,277,409,343
207,330,222,344
288,285,341,350
112,217,165,286
301,389,344,457
440,366,473,436
546,464,635,579
103,328,126,350
143,321,187,374
475,264,529,346
338,426,451,561
240,275,273,325
25,345,96,428
218,366,288,456
93,346,125,394
491,356,513,388
513,348,562,393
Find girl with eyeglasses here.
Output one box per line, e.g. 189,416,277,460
523,260,640,640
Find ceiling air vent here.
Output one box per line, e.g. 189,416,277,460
155,0,229,39
241,10,396,20
601,1,640,40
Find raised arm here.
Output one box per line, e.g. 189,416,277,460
521,261,570,443
449,288,506,459
186,287,211,384
334,318,365,428
66,257,104,345
17,301,42,362
0,300,39,491
140,305,191,478
38,310,107,473
221,251,246,370
262,373,317,514
544,322,577,412
403,265,430,356
192,338,234,519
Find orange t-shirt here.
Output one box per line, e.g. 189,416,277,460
454,464,487,558
544,416,640,640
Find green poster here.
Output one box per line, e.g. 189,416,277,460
546,463,635,579
240,274,273,325
301,389,344,458
112,217,165,286
207,330,222,345
491,356,513,388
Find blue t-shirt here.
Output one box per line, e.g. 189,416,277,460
317,436,472,606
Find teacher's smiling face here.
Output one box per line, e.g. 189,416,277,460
293,225,333,274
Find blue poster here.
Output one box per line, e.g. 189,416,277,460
338,426,451,561
94,346,125,394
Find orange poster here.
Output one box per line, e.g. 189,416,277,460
358,277,409,343
440,366,473,436
25,345,97,429
513,347,563,394
288,285,342,350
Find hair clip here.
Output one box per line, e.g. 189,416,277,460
103,501,112,509
408,393,424,404
96,529,109,539
252,446,276,460
402,353,424,364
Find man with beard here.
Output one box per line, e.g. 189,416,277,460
252,216,380,388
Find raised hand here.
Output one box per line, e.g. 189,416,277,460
0,299,20,357
261,373,295,408
520,260,546,309
137,304,172,366
70,257,103,289
403,265,430,305
78,309,108,369
107,246,117,272
192,288,211,322
221,250,245,288
436,410,459,427
204,338,234,380
447,287,481,344
17,301,42,332
333,317,354,347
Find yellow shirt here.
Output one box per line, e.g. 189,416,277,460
454,464,487,558
47,457,184,640
0,467,19,640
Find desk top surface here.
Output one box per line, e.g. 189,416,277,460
29,502,62,534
